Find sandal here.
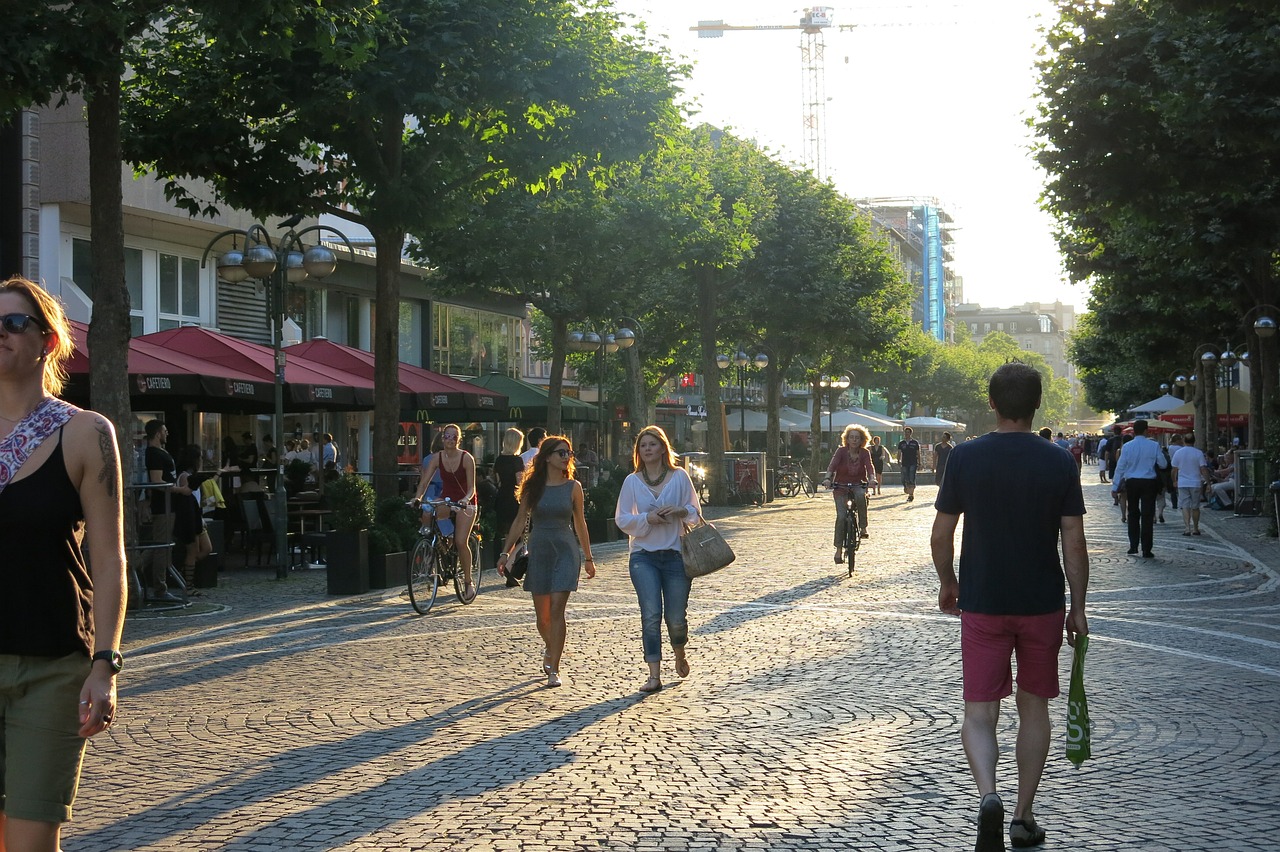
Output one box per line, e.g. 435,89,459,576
834,550,843,563
675,657,690,678
639,675,662,693
1009,815,1046,848
461,583,477,603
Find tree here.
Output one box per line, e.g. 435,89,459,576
1034,0,1280,453
737,164,911,478
122,0,682,499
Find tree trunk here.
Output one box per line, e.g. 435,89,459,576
371,225,404,502
85,72,135,544
696,265,726,504
545,315,568,437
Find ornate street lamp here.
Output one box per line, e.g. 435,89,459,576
569,321,637,464
201,222,354,579
819,373,851,440
718,348,769,450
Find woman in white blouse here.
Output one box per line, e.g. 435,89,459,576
614,425,701,693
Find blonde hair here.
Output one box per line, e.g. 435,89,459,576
841,424,871,447
0,276,74,396
632,425,679,471
502,427,524,455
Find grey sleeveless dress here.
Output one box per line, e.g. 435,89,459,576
524,481,581,595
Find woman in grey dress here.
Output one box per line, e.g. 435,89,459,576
497,435,595,687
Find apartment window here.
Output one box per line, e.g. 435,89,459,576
432,303,522,377
72,238,146,335
984,323,991,333
1009,321,1018,334
157,253,201,330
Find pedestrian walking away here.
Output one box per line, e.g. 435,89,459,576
1111,419,1167,558
497,435,595,688
898,426,921,502
1170,431,1213,537
930,362,1090,852
933,430,954,486
614,425,699,694
493,427,526,587
0,276,127,849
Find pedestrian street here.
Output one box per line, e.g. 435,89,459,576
67,477,1280,851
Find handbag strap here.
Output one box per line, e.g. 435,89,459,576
0,397,78,497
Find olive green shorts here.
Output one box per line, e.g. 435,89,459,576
0,652,89,823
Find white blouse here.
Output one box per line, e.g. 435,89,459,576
614,467,701,553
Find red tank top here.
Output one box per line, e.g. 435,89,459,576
438,451,476,504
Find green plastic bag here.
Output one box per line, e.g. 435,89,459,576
1066,635,1091,766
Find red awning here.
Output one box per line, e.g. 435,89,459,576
67,321,274,409
284,338,505,419
137,327,374,410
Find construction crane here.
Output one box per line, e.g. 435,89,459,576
691,6,951,181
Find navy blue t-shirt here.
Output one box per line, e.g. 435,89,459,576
934,431,1086,615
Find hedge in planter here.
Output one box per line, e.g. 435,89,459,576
324,474,375,595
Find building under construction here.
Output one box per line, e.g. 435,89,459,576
859,198,961,342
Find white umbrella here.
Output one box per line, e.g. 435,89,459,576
904,415,965,431
827,408,903,432
1128,393,1184,417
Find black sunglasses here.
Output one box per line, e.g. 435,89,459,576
552,448,574,458
0,313,46,335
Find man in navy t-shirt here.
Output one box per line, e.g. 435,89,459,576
930,362,1090,852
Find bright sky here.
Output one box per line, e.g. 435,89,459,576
612,0,1088,312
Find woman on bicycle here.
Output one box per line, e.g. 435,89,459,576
614,425,700,693
496,435,595,688
823,424,876,562
414,423,478,602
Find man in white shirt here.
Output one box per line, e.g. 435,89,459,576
1170,432,1213,536
520,427,546,465
1111,419,1168,558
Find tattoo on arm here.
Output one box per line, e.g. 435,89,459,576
94,418,119,500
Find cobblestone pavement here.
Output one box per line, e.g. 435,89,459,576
65,478,1280,851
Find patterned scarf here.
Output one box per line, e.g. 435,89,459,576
0,396,79,497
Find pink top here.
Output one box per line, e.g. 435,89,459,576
827,445,874,486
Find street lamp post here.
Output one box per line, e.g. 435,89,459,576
201,222,353,580
1199,344,1249,448
819,373,851,442
717,348,769,451
569,321,638,467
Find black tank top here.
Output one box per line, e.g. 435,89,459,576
0,434,93,657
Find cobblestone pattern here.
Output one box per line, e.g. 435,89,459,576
64,478,1280,851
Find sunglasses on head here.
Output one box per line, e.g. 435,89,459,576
0,314,45,335
553,448,574,458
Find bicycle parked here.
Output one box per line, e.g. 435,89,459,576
406,498,483,614
775,461,817,498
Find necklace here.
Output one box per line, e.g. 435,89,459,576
641,465,666,488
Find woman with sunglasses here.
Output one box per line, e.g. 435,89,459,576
614,425,700,693
0,277,126,847
414,423,478,601
497,436,595,687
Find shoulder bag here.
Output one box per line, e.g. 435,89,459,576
681,513,735,579
508,513,530,581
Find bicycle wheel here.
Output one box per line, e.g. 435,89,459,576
776,472,800,499
843,503,859,576
800,474,817,498
407,538,440,615
450,549,472,603
739,474,764,506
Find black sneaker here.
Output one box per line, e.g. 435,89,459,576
976,793,1005,852
907,495,914,502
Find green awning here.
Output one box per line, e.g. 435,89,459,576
465,373,600,423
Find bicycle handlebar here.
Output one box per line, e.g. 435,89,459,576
408,497,473,512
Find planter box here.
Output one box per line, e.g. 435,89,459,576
587,518,620,544
369,550,407,590
326,529,370,595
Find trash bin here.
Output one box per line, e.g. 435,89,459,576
1235,450,1268,516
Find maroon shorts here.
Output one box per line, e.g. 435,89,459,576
961,610,1065,702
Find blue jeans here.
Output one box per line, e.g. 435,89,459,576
902,463,918,487
628,549,691,663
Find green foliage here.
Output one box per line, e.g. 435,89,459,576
583,463,626,521
371,497,420,554
325,474,376,533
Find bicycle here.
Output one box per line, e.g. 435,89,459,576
827,481,865,576
724,471,764,506
775,461,817,498
406,498,483,615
